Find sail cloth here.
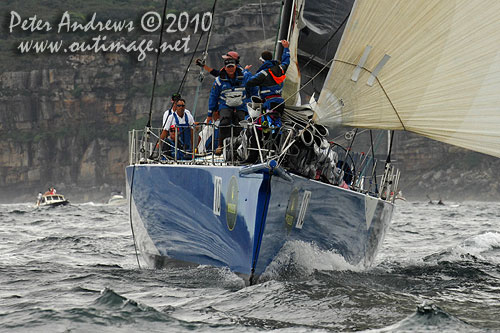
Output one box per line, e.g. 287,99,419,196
280,0,354,105
297,0,354,99
316,0,500,158
281,0,305,107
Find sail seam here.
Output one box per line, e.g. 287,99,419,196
334,59,406,131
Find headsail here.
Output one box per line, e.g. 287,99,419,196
316,0,500,158
279,0,355,106
281,0,305,106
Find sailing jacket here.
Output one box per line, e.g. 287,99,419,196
208,67,256,117
246,47,290,110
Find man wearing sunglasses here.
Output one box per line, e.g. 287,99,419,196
162,93,192,130
161,98,195,154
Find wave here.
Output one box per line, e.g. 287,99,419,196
8,209,28,215
423,232,500,265
261,240,361,282
90,287,170,321
365,303,482,333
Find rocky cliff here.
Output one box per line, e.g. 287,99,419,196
0,2,279,202
1,2,499,203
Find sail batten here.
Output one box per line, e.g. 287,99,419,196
316,0,500,158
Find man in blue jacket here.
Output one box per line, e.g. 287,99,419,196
207,58,255,155
246,40,290,116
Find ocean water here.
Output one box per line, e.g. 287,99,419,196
0,200,499,332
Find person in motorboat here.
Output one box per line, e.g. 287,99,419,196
162,93,192,129
162,98,194,153
207,58,256,155
195,51,252,78
37,192,42,206
246,40,290,118
44,187,56,195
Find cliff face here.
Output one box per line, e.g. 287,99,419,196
1,2,499,203
393,132,500,201
0,3,279,202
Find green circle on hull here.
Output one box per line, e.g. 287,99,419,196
226,176,238,231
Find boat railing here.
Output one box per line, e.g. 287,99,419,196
128,123,250,166
128,123,400,203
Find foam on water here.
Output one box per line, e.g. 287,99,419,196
0,201,499,332
261,240,361,282
421,231,500,265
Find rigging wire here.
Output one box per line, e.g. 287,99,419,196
259,0,266,40
129,164,141,269
189,0,218,118
300,9,350,73
270,56,335,112
147,0,170,128
386,130,395,164
177,30,206,96
370,130,379,193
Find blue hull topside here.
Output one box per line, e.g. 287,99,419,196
126,164,393,283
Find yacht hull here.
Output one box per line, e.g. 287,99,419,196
126,164,393,283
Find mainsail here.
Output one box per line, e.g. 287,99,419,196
316,0,500,158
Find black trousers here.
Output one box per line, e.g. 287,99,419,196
218,108,246,147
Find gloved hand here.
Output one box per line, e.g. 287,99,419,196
195,58,205,67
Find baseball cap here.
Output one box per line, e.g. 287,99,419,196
222,51,240,61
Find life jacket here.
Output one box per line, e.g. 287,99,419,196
218,68,246,107
173,112,191,151
268,65,286,84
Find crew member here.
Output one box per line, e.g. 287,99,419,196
207,58,256,155
163,98,195,152
246,40,290,116
165,125,184,160
162,93,192,129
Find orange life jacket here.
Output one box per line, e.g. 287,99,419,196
268,65,286,84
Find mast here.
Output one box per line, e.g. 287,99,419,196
274,0,293,60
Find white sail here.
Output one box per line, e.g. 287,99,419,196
282,0,305,106
316,0,500,158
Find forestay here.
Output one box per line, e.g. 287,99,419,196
316,0,500,158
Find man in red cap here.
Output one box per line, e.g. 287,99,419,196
164,125,184,160
207,57,257,155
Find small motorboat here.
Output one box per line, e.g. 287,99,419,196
36,193,69,207
108,194,126,205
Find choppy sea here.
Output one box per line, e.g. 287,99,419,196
0,200,499,332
